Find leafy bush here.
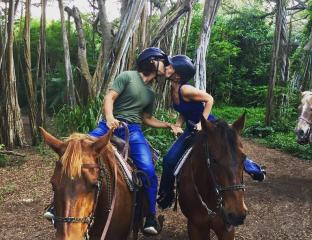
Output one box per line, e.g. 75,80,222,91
54,97,103,136
0,144,7,168
143,110,177,171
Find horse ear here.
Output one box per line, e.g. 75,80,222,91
200,115,215,133
39,127,66,156
232,112,246,134
92,128,114,154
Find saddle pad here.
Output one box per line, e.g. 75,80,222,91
174,147,193,177
113,147,134,190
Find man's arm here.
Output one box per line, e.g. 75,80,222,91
142,113,182,134
103,90,120,129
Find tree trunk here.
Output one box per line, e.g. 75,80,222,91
0,0,25,148
38,0,47,127
138,2,148,51
96,0,113,95
23,0,38,145
182,8,192,55
194,0,221,90
58,0,76,107
150,0,194,46
103,0,145,92
65,6,94,99
265,0,287,125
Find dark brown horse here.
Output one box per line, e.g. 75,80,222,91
177,114,248,240
40,128,134,240
296,91,312,145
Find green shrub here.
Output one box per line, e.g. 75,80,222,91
0,144,7,167
54,97,103,136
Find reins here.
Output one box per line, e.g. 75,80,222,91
188,130,245,217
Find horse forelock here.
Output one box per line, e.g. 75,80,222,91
61,133,95,179
196,119,239,164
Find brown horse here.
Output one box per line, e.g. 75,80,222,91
296,91,312,145
40,128,134,240
177,114,248,240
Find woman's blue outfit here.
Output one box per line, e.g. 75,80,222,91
158,85,265,208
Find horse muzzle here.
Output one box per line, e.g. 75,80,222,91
296,128,310,145
224,211,246,226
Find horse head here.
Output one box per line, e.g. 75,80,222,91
40,128,113,240
199,113,248,227
296,91,312,145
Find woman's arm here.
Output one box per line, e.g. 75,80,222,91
181,85,214,119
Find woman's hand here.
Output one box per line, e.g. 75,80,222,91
106,115,120,129
170,124,184,137
196,122,202,131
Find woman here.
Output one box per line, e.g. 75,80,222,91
157,55,266,209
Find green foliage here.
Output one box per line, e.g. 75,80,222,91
188,5,273,106
54,97,103,136
143,110,177,171
258,132,312,160
0,144,7,168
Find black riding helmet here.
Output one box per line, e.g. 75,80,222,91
168,55,196,82
137,47,169,66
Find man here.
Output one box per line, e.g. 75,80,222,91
88,47,179,234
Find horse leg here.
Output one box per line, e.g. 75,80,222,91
187,221,209,240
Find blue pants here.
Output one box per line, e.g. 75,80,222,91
159,127,193,195
89,120,158,215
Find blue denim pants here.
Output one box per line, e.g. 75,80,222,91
89,120,158,215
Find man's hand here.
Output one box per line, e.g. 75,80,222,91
106,115,120,129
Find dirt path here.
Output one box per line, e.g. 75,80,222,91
0,139,311,240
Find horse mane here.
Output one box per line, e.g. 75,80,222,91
61,133,95,179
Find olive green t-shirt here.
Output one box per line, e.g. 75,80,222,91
109,71,155,124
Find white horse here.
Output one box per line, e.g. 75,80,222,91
296,91,312,145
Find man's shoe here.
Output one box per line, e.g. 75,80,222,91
43,205,55,220
143,214,159,235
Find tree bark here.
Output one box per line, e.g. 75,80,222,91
58,0,76,107
103,0,145,92
182,8,192,55
194,0,221,90
65,6,94,99
265,0,287,125
23,0,38,145
0,0,25,148
96,0,113,95
38,0,47,127
150,0,194,46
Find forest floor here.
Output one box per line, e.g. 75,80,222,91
0,122,311,239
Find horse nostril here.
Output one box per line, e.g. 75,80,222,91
297,129,304,137
227,213,246,226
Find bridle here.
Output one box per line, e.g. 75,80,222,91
51,123,129,240
51,153,117,240
191,132,245,217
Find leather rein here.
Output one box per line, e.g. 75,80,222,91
51,123,129,240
